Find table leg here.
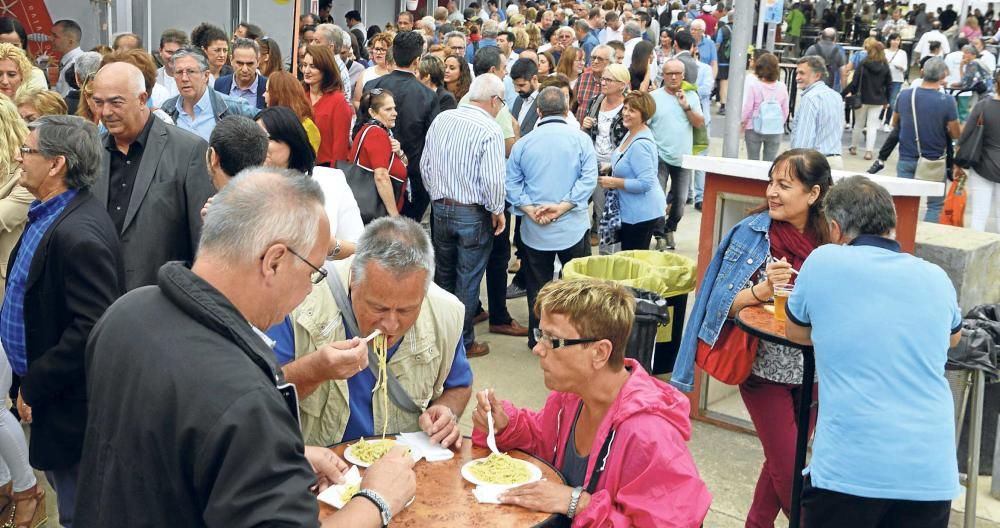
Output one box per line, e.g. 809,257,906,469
789,347,815,528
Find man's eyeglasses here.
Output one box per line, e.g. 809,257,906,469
492,95,506,106
18,146,40,155
174,69,206,78
532,328,602,349
286,246,328,284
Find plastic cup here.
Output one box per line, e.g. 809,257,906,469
772,284,794,322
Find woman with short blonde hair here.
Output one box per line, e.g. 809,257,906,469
13,90,67,123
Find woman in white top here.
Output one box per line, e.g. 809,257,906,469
581,64,630,240
883,32,909,131
256,107,364,258
352,32,394,111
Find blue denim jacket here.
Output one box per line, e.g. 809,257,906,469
671,212,772,392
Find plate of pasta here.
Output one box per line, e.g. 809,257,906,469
344,438,399,468
461,453,543,488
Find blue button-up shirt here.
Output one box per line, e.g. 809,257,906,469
790,80,845,156
229,74,260,109
174,88,217,141
506,116,597,251
1,189,78,376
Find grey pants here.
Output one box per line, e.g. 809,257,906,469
745,129,783,162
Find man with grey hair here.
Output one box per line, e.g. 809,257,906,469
421,74,508,358
892,57,960,222
311,23,352,103
77,168,418,528
161,47,256,141
4,115,123,527
506,86,597,347
803,27,845,89
786,175,962,527
214,38,268,110
69,51,103,114
92,61,215,291
574,44,611,124
575,19,600,64
284,215,473,449
621,21,643,68
791,55,846,167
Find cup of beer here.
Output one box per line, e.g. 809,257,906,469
772,284,794,322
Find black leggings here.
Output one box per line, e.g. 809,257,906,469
620,218,658,251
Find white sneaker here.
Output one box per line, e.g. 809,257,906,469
882,124,893,132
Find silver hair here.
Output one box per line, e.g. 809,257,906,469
823,176,896,239
28,116,102,190
232,37,261,57
171,46,210,72
74,52,104,84
797,55,828,78
591,44,613,59
922,57,947,82
555,26,575,37
199,167,326,267
314,24,344,52
821,27,837,41
468,72,505,102
536,86,567,116
482,19,499,38
444,30,468,45
350,216,434,289
690,18,706,30
962,44,979,57
623,21,643,38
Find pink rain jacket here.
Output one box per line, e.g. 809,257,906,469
472,359,711,527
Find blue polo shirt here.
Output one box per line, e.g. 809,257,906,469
696,36,717,66
787,235,963,501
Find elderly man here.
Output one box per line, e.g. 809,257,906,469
76,168,416,528
311,24,353,103
51,20,83,96
506,87,597,347
690,19,718,80
154,29,189,105
366,31,440,222
206,116,268,190
447,0,465,23
465,19,500,63
283,216,472,449
790,56,846,168
3,115,123,528
575,19,600,64
92,62,215,291
648,59,705,250
161,47,256,141
786,176,962,528
421,74,507,358
803,28,845,89
575,44,612,124
112,32,142,51
214,38,268,110
893,58,960,223
621,22,644,68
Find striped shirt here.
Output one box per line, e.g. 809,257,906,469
790,81,845,156
420,104,506,215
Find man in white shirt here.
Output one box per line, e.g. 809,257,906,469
974,38,997,74
154,29,189,107
914,21,950,61
600,12,624,43
943,47,963,87
621,22,643,68
51,20,83,96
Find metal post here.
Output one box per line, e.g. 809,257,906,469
755,0,766,49
965,369,985,528
723,0,754,158
766,24,776,51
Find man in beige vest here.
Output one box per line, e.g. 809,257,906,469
283,216,472,448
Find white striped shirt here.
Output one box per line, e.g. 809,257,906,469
790,81,845,156
420,104,507,215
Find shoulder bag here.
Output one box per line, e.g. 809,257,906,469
911,88,948,182
844,62,864,110
695,320,759,385
336,125,403,224
954,111,985,169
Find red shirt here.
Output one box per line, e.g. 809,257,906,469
311,90,353,165
697,13,719,37
349,124,408,211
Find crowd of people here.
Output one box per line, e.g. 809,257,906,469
0,0,982,526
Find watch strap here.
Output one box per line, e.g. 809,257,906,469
567,486,584,518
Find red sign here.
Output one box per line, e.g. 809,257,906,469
1,0,55,60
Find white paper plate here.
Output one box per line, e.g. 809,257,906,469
343,439,398,468
461,456,543,489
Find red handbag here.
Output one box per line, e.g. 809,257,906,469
695,321,760,385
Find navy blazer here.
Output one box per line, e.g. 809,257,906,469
214,73,268,110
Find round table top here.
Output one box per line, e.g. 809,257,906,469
319,436,564,527
735,305,811,350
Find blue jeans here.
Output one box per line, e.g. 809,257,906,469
896,158,943,222
46,464,79,528
883,81,903,124
431,201,493,348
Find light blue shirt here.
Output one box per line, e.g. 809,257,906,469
787,236,962,501
696,61,713,128
174,88,216,141
609,129,664,224
696,36,717,66
648,87,702,166
790,81,845,156
506,116,597,251
229,74,259,109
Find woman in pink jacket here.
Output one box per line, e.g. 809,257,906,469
471,279,711,527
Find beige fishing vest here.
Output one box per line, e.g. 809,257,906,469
291,257,464,446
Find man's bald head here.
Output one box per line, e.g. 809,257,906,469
95,61,147,97
92,61,150,142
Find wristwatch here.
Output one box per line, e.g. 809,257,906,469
327,239,342,260
353,488,392,527
567,486,584,519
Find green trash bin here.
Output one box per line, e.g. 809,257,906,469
562,251,696,374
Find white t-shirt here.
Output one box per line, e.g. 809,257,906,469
311,166,365,247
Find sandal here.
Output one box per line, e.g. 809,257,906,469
10,484,45,528
0,482,12,527
864,151,874,160
849,146,858,155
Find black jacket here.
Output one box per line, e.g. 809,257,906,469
436,86,458,113
213,73,268,110
76,263,318,527
844,60,893,105
8,190,123,470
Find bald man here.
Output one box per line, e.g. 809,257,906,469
91,62,214,291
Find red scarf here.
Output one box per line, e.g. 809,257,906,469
769,220,818,281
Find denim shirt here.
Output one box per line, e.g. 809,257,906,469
671,211,772,392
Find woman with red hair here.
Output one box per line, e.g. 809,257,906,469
265,70,321,153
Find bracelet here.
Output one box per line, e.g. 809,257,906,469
353,488,392,527
750,283,767,303
567,486,584,518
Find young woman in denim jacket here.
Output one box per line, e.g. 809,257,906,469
672,149,833,527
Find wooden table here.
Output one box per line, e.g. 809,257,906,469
319,436,565,527
735,306,814,528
